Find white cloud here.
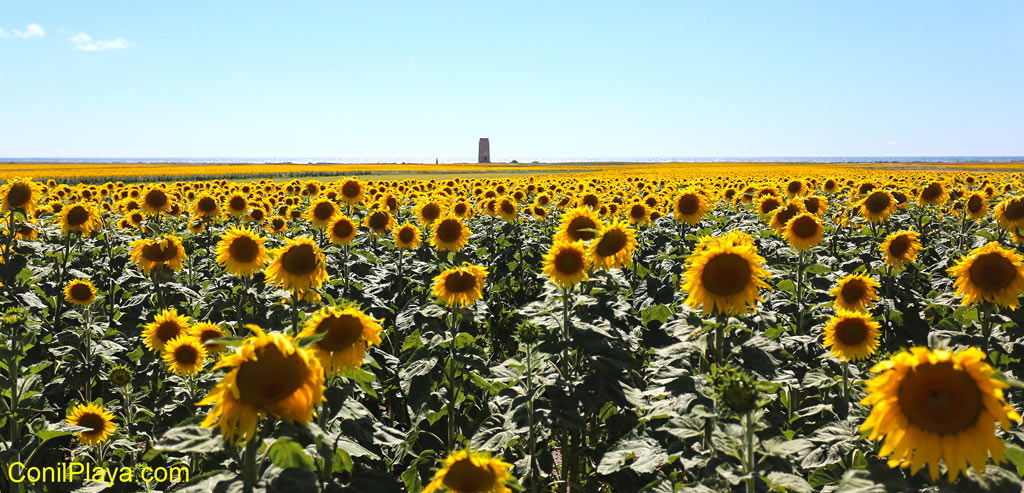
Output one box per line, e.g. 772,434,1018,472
0,27,8,38
71,32,132,51
14,23,45,39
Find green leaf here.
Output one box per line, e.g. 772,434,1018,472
1004,445,1024,476
267,437,315,471
766,471,813,493
154,425,226,453
295,331,326,347
37,422,91,441
203,336,245,347
642,305,672,326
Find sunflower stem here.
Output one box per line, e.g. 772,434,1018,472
84,304,93,403
446,309,458,448
290,291,300,336
744,410,756,493
795,250,806,335
53,232,76,334
242,430,261,493
981,302,993,355
525,336,539,493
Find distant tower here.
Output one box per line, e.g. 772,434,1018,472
478,138,490,163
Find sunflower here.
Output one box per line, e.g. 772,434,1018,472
859,190,896,223
0,177,43,215
328,215,358,245
338,177,365,205
590,220,638,271
450,200,474,219
860,347,1022,481
822,310,881,361
803,195,828,217
681,234,772,315
162,335,208,375
142,186,171,215
433,264,489,307
423,449,513,493
496,197,517,221
556,207,604,243
769,199,805,232
880,230,921,269
191,321,229,354
60,203,101,236
225,192,249,217
109,364,133,387
626,201,651,226
268,215,288,234
830,274,880,312
948,241,1024,309
364,208,396,236
918,181,949,206
965,192,989,219
265,237,329,298
784,179,806,197
64,279,97,306
432,216,471,252
142,308,192,352
198,325,325,444
756,195,782,216
416,200,445,226
784,213,823,251
66,402,117,445
542,239,591,288
673,190,708,225
215,226,268,277
394,222,422,249
993,196,1024,231
129,235,187,274
298,306,383,375
190,193,221,218
307,198,337,228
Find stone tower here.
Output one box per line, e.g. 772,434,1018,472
478,138,490,163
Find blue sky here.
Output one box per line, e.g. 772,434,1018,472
1,1,1022,161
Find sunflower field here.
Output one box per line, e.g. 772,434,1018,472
2,166,1024,492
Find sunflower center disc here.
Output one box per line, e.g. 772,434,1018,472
175,345,199,365
787,181,802,194
272,218,285,230
760,199,780,214
969,252,1017,292
840,280,867,304
630,205,646,219
555,250,583,274
333,220,353,239
369,212,388,230
70,283,93,301
281,244,317,276
793,217,818,238
67,206,90,227
582,194,598,208
229,236,259,263
422,204,441,221
437,219,462,243
198,197,217,213
7,183,30,207
342,181,361,198
596,229,627,257
229,196,246,211
567,216,598,241
76,412,105,433
677,195,699,215
445,271,477,294
1005,199,1024,220
454,203,467,215
968,196,983,213
317,315,364,351
775,206,799,226
442,459,496,493
897,361,983,434
157,321,183,343
922,183,942,201
236,344,310,409
835,319,867,345
313,202,334,221
889,236,911,258
865,192,891,214
804,198,820,214
701,253,752,296
146,190,168,209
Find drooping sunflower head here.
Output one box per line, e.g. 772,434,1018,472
109,364,133,387
556,207,604,243
880,230,921,269
859,190,896,223
948,241,1024,309
298,306,383,375
162,335,208,375
198,325,325,444
265,236,329,297
64,279,97,306
328,215,358,244
822,310,881,361
307,198,338,228
431,216,471,252
830,273,880,312
339,177,365,204
67,402,117,445
682,235,772,316
129,235,188,274
994,196,1024,231
394,222,422,249
783,213,823,251
215,226,268,277
363,208,396,236
542,239,591,288
423,449,513,493
673,190,708,225
589,220,638,271
142,308,192,352
60,203,101,236
191,321,229,354
860,347,1022,481
432,263,489,307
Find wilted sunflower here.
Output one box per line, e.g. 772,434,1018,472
364,208,396,236
0,177,43,215
859,190,896,223
67,402,117,445
265,236,329,298
394,222,422,249
191,321,229,354
432,216,471,252
423,449,513,493
673,190,708,225
880,230,921,269
860,347,1021,481
948,241,1024,309
830,273,879,312
129,235,187,274
60,203,101,236
993,196,1024,231
215,226,268,277
338,177,365,205
433,263,489,307
190,193,220,218
162,335,208,375
783,213,823,251
198,325,325,444
682,234,772,315
822,310,881,361
142,308,192,352
307,198,337,228
556,207,604,243
64,279,97,306
590,220,638,271
328,215,358,245
542,239,591,288
298,305,383,375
